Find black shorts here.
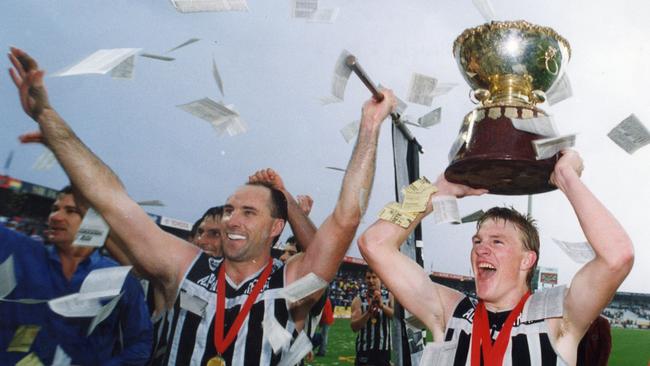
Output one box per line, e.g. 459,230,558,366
355,350,391,366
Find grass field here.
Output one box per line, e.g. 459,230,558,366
305,319,650,365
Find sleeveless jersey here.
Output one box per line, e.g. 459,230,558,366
355,289,392,353
420,285,569,366
155,253,295,366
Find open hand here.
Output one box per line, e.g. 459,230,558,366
248,168,286,191
8,47,51,121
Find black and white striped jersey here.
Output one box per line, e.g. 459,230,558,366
355,290,392,353
155,253,295,366
420,285,569,366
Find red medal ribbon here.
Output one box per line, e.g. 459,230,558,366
214,258,273,355
471,292,530,366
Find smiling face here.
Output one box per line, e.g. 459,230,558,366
471,218,536,309
221,185,284,263
47,193,83,248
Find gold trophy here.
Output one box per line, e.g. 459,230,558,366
445,21,571,195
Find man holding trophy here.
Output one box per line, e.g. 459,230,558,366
359,21,634,365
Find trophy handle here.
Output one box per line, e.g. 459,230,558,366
470,88,490,105
531,90,546,104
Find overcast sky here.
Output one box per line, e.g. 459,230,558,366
1,0,648,293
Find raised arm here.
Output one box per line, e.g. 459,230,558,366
286,90,396,287
8,47,199,303
551,151,634,348
358,175,486,340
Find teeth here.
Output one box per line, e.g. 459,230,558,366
228,233,246,240
478,263,496,270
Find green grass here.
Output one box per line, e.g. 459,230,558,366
609,328,650,366
306,319,650,365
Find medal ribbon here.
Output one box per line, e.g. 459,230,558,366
214,257,273,355
470,292,530,366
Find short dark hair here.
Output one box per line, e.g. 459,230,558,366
202,205,224,221
190,206,224,239
476,207,540,291
58,185,74,195
245,182,287,245
285,235,302,253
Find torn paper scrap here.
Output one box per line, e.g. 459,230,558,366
179,291,208,317
212,57,225,96
292,0,318,18
53,48,141,77
110,55,135,80
79,266,132,299
460,209,485,224
49,294,104,317
280,273,327,302
87,293,123,335
0,255,16,299
431,195,461,224
552,239,595,263
32,150,56,171
214,115,248,137
447,134,466,163
278,331,312,366
418,107,442,128
307,8,339,23
177,97,238,126
607,114,650,154
263,315,292,353
407,73,437,107
331,50,352,100
318,95,342,105
340,120,360,143
7,325,40,353
15,352,43,366
140,53,175,62
546,73,572,106
137,200,165,207
472,0,496,21
378,202,417,228
532,134,576,160
167,38,201,52
430,83,458,98
73,207,110,248
511,116,559,137
52,346,71,366
171,0,248,13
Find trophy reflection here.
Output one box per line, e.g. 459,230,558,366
445,20,571,195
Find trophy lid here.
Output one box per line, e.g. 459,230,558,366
454,20,571,98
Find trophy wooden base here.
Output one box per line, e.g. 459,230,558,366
445,105,559,196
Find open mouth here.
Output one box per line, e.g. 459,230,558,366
477,262,497,279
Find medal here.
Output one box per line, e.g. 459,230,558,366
470,292,530,366
207,355,226,366
213,258,273,359
371,317,377,324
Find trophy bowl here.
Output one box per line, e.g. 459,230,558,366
445,20,571,195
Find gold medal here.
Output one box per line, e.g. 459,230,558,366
207,355,226,366
371,317,377,324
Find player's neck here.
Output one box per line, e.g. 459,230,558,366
225,255,270,285
483,285,529,312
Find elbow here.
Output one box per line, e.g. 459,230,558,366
605,239,635,275
332,207,362,233
357,232,375,262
